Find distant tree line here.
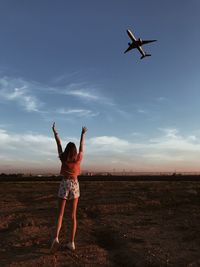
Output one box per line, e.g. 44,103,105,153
1,172,200,182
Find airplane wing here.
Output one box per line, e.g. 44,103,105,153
127,29,137,42
124,45,133,54
141,40,157,45
137,46,145,57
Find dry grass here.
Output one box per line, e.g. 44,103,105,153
0,179,200,266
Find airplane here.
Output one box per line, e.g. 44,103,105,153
124,29,157,59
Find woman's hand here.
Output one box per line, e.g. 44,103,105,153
52,122,57,134
82,126,87,134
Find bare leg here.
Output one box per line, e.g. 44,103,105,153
71,198,79,243
55,198,66,239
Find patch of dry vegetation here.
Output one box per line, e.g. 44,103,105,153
0,180,200,266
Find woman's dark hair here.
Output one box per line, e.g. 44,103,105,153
59,142,78,162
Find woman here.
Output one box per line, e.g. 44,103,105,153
51,122,87,252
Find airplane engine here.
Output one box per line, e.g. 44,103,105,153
128,42,131,46
138,38,142,45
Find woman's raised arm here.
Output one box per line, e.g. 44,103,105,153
79,126,87,153
52,122,63,156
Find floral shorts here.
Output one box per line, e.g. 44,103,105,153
58,178,80,200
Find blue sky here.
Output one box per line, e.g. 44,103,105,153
0,0,200,173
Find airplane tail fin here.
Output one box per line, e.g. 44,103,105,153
140,53,151,59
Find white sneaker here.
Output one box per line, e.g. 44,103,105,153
50,238,59,253
66,241,75,251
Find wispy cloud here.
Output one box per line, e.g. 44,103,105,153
0,77,42,112
52,71,80,84
66,89,100,100
0,77,101,118
0,76,132,123
156,96,167,102
137,108,148,114
89,136,129,152
45,81,130,121
56,108,99,117
130,132,145,138
157,128,178,139
48,82,114,106
65,88,114,106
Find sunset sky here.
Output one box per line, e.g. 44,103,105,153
0,0,200,173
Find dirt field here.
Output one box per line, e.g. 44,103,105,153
0,179,200,267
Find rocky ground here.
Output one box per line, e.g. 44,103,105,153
0,179,200,266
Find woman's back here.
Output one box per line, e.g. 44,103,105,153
60,152,83,177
